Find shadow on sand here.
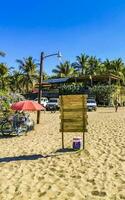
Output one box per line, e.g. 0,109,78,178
0,154,45,163
0,148,81,163
0,134,17,139
55,148,77,153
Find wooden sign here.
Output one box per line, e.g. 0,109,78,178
60,95,88,149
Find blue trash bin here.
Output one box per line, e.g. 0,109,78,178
73,137,82,150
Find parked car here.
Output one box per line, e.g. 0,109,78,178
87,99,97,111
34,97,48,108
46,98,60,111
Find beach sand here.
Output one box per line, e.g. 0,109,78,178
0,107,125,200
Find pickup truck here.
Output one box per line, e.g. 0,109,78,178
46,98,60,111
87,99,97,111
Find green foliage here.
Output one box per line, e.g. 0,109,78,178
1,50,125,95
52,61,75,77
59,83,87,95
89,85,116,105
0,63,9,90
72,53,89,75
16,57,38,93
60,84,117,105
0,90,13,112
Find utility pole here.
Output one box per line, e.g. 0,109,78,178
36,51,62,124
37,52,44,124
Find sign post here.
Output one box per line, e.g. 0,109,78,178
60,95,88,149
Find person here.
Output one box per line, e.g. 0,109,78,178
114,98,119,112
22,112,34,131
19,111,27,122
13,111,20,135
51,105,56,113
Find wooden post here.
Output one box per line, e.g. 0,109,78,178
62,131,64,149
60,96,64,149
83,131,84,149
82,95,85,149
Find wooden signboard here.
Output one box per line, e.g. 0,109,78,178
60,95,88,149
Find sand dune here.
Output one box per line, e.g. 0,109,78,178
0,107,125,199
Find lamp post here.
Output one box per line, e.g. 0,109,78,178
37,51,62,124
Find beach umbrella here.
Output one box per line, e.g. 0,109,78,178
11,100,45,111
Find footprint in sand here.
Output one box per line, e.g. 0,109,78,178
91,190,107,197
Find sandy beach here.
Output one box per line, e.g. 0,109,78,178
0,107,125,200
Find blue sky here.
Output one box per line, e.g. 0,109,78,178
1,0,125,74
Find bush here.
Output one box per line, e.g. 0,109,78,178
59,84,117,106
89,85,116,105
59,83,88,95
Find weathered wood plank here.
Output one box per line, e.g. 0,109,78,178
61,123,88,128
61,95,83,99
60,117,88,121
61,100,86,105
61,95,87,100
60,97,86,101
60,123,88,128
62,122,84,127
61,105,86,110
60,128,87,132
61,102,85,106
60,108,87,112
62,123,87,128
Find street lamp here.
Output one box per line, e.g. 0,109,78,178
37,51,62,124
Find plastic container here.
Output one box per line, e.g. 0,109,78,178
73,137,82,150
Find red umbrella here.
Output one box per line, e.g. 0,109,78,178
11,100,45,111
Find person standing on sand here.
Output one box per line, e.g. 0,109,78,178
114,98,119,112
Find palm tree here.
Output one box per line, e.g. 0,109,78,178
0,63,9,90
43,72,49,80
72,53,89,76
80,56,102,86
103,58,124,78
16,57,38,93
112,58,125,83
9,70,23,93
103,59,113,74
112,58,124,75
52,61,75,77
87,56,102,75
95,62,106,75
